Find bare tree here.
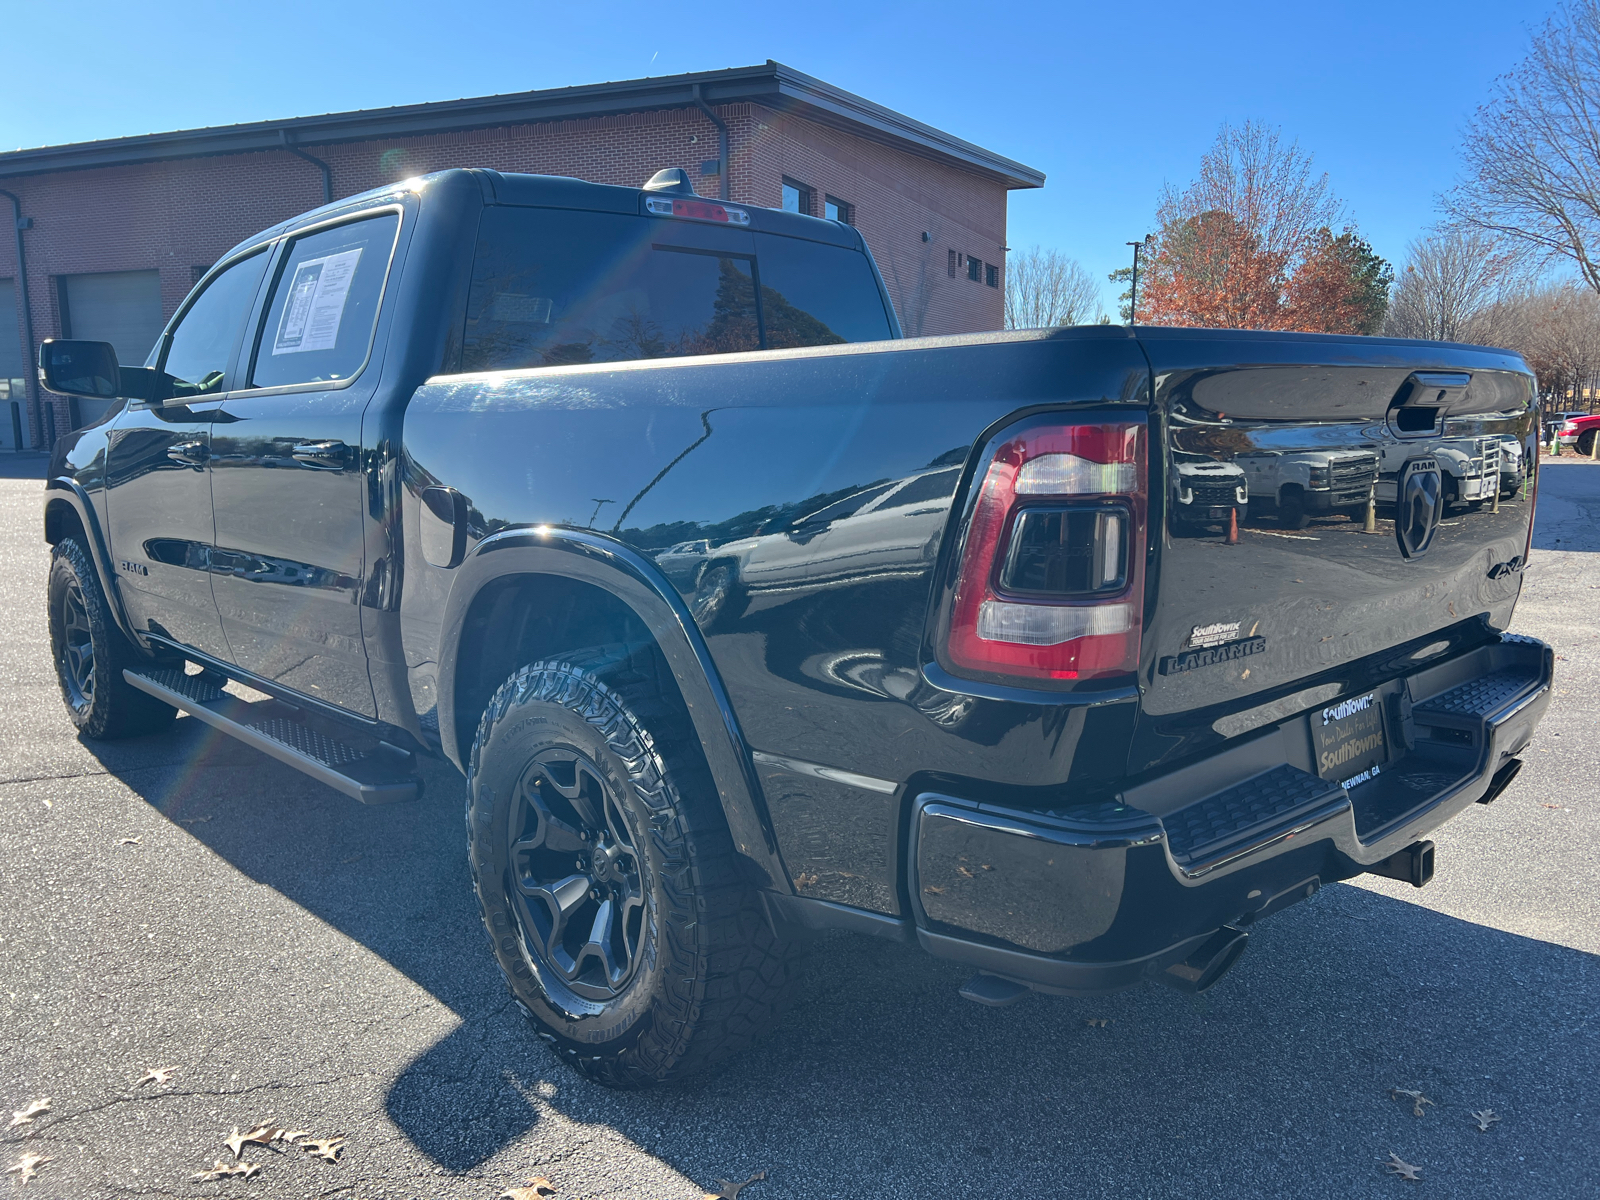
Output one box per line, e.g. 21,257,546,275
1139,121,1358,328
1004,247,1102,328
1383,224,1524,341
1447,0,1600,294
1507,284,1600,402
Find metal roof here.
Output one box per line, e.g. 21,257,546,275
0,61,1044,190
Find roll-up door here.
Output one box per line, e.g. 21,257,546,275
61,269,164,427
0,279,27,449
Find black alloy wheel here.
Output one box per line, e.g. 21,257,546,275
467,644,804,1087
47,537,176,739
58,575,96,711
507,747,647,1003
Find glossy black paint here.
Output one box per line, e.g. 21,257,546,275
1130,331,1538,779
43,167,1549,988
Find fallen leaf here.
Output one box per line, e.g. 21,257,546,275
500,1179,557,1200
194,1160,261,1181
6,1153,51,1184
1381,1152,1421,1181
179,815,213,826
980,864,993,871
706,1171,766,1200
118,836,142,845
1471,1109,1501,1132
1084,1017,1112,1028
7,1098,50,1127
41,799,51,809
136,1066,178,1087
1389,1087,1436,1118
923,885,944,895
956,866,975,879
301,1137,345,1163
793,872,818,888
225,1125,286,1159
281,1130,311,1144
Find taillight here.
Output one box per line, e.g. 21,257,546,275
945,419,1146,683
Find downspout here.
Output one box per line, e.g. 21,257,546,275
0,187,39,449
281,130,333,206
690,84,730,201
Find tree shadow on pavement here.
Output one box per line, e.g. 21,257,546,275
89,723,1600,1198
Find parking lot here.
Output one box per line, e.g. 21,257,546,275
2,455,1597,1200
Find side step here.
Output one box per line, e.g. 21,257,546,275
124,668,421,805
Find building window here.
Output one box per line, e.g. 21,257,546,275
824,195,852,224
985,263,999,288
968,256,982,282
781,177,814,216
948,249,958,278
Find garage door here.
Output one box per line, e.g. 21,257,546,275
61,269,165,427
0,278,28,450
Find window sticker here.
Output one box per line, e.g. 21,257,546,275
271,247,363,355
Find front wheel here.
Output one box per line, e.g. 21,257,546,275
466,645,802,1087
48,537,177,739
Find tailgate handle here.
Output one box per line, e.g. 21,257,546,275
1390,371,1470,437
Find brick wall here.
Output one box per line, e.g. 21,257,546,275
0,101,1012,445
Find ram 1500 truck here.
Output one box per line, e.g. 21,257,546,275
39,167,1553,1088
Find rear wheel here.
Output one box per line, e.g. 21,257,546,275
466,644,803,1087
1278,490,1311,530
47,537,176,739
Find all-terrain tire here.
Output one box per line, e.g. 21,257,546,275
466,643,803,1087
47,537,177,739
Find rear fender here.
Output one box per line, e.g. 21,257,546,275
436,527,788,891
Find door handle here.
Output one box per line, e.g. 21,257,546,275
166,440,209,466
291,440,351,469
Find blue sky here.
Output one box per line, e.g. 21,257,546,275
4,0,1556,311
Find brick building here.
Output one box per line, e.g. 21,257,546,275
0,62,1042,449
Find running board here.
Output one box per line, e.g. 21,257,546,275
123,667,421,805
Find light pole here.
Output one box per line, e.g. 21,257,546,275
1125,239,1146,325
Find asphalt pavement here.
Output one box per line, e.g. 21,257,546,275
1,456,1596,1200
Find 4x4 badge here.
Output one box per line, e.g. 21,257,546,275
1395,456,1442,560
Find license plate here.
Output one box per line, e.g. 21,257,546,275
1313,692,1389,785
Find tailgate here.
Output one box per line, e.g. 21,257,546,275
1132,330,1537,774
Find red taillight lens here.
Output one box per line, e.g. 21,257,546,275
946,421,1146,683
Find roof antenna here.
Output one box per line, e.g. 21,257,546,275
643,168,698,196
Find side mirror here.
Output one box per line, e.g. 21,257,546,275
38,339,164,402
38,339,120,399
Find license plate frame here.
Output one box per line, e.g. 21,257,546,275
1312,689,1391,786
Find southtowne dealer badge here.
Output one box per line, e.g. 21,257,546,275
1158,621,1267,675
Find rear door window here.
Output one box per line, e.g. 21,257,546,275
249,212,400,389
751,233,894,347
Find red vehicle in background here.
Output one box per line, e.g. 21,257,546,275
1553,411,1600,453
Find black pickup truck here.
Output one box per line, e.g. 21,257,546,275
39,167,1552,1087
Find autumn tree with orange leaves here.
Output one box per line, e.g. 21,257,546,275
1135,123,1392,333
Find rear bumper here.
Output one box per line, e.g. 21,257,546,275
907,632,1552,995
